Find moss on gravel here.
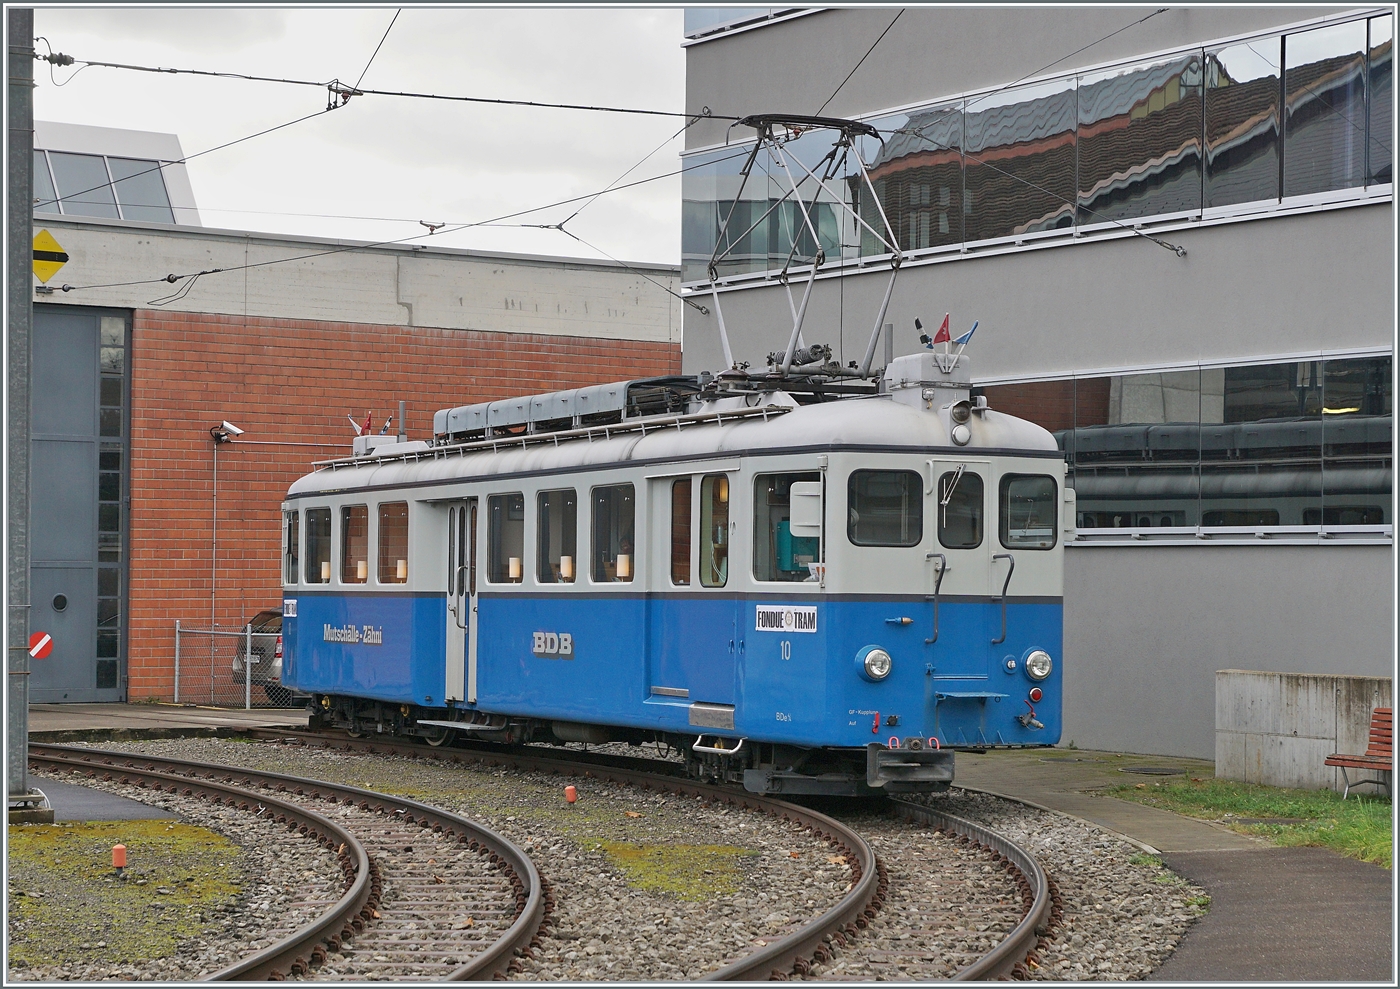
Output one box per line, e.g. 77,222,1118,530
596,841,755,900
6,819,242,967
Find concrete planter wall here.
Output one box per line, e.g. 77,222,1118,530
1216,670,1392,792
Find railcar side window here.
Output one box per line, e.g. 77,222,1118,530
848,470,922,546
753,472,821,582
305,508,331,583
671,478,692,586
700,474,730,587
341,505,369,582
537,489,578,583
938,470,984,549
283,510,299,584
377,502,408,583
488,493,526,583
592,484,635,582
1001,474,1058,549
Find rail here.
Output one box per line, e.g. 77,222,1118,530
27,743,545,982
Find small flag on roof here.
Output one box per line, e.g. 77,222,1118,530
954,321,978,346
931,313,951,346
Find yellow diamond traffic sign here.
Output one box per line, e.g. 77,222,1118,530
33,229,69,283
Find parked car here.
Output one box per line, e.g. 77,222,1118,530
230,609,293,705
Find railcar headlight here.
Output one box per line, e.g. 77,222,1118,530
1024,649,1053,681
857,646,893,682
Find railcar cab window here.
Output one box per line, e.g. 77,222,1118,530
378,502,408,583
592,484,635,582
283,510,299,584
848,470,922,546
537,489,578,583
1001,475,1058,549
341,505,369,582
488,493,526,583
305,508,331,583
671,478,692,586
754,472,821,582
938,469,984,549
701,474,730,587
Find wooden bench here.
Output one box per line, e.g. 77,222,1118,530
1325,707,1392,799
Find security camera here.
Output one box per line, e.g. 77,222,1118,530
221,421,245,436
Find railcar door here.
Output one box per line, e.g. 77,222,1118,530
924,459,995,683
446,499,479,703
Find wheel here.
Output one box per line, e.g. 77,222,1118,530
424,726,457,747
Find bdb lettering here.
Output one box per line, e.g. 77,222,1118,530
532,631,574,659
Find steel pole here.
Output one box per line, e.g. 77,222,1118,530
7,8,35,800
245,623,252,710
173,620,181,704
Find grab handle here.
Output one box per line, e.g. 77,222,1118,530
692,735,746,757
924,553,946,644
991,553,1014,644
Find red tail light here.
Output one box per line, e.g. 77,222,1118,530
275,635,283,659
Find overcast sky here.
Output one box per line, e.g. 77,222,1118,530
33,6,688,265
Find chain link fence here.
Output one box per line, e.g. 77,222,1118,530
174,622,296,708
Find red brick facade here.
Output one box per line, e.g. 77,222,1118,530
127,310,680,699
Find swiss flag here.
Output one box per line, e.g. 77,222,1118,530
931,313,951,345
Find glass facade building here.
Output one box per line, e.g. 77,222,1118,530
681,13,1393,282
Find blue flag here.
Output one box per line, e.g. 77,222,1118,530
953,321,978,346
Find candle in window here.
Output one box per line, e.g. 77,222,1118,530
321,560,331,581
509,556,522,581
396,559,407,581
357,559,368,581
616,553,631,579
559,555,573,581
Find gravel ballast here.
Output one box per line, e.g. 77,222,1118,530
9,769,345,982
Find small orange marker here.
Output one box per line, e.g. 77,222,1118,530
564,785,578,805
112,844,127,875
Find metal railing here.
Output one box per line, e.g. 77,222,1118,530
173,621,294,709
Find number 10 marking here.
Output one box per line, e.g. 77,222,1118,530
781,640,792,661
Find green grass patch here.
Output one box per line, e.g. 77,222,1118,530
597,841,755,900
1106,777,1392,868
7,819,242,967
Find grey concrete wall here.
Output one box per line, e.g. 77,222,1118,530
681,202,1394,377
1061,544,1394,760
686,6,1347,149
1215,670,1392,791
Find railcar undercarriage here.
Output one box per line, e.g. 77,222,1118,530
307,694,954,795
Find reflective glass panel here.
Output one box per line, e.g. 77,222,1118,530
861,103,964,252
1201,362,1321,526
1370,16,1393,184
591,485,635,582
937,470,984,549
1073,370,1201,528
848,470,922,546
341,505,369,583
488,493,526,583
378,502,409,583
753,472,820,581
1284,21,1368,197
1321,356,1391,524
670,478,692,586
284,511,299,584
48,151,120,218
1205,38,1281,207
1077,54,1202,224
100,376,122,406
33,151,59,213
700,474,730,587
964,77,1077,241
536,489,577,584
1000,475,1058,549
107,157,176,223
305,508,331,583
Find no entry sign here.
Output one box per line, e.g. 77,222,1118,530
28,631,53,659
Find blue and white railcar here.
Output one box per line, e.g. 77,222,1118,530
279,351,1068,794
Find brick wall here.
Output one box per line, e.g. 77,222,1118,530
127,310,680,699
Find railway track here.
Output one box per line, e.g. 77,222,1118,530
33,733,1054,980
27,744,545,982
